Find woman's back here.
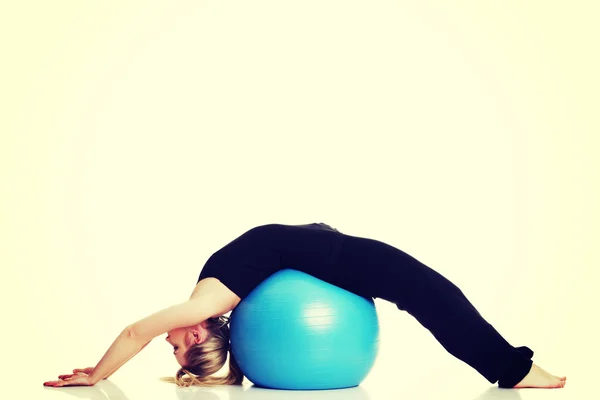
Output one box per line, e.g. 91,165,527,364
197,223,345,299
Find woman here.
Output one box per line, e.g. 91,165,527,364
44,222,567,389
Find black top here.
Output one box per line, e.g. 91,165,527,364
197,223,345,299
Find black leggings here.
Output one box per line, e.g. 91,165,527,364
330,233,534,388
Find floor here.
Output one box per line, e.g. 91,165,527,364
28,369,585,400
26,306,590,400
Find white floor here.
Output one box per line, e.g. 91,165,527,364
24,302,593,400
18,280,598,400
27,369,587,400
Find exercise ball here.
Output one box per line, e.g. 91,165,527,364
230,269,380,390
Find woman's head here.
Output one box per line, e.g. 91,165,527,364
160,316,243,386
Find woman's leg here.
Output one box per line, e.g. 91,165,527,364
332,234,534,388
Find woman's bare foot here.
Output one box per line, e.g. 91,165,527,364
512,363,567,388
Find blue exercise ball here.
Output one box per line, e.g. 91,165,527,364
230,269,380,390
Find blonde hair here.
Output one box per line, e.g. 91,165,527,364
160,316,244,387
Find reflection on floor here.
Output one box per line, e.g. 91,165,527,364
33,371,579,400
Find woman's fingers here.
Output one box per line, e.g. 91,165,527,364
58,367,94,379
58,371,85,379
45,367,97,387
44,379,70,387
44,374,94,387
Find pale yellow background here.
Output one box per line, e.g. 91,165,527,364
1,1,598,399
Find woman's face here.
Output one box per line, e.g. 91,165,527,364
166,322,208,366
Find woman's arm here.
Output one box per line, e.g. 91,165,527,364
87,278,239,383
87,327,149,384
130,277,240,341
87,299,211,384
103,339,152,379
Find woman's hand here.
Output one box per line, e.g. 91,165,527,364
44,368,98,387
